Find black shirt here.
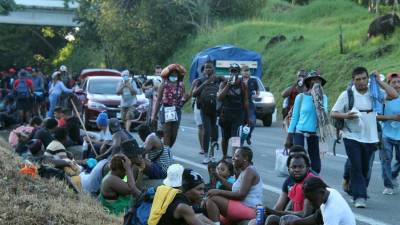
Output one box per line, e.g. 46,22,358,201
158,193,191,225
33,127,54,148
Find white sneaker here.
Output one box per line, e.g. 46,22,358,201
202,157,210,164
354,198,367,208
383,188,394,195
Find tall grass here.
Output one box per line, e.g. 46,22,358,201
168,0,400,114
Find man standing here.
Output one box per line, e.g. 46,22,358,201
218,64,249,159
281,69,307,119
377,72,400,195
242,65,259,145
13,69,34,124
117,70,138,132
193,60,225,163
331,67,398,208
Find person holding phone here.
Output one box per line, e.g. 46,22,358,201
217,63,249,159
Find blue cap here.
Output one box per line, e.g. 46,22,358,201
96,112,109,127
87,158,98,168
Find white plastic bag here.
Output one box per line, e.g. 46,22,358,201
275,148,289,177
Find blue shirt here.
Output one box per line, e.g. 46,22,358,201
216,176,235,190
383,97,400,140
49,80,73,96
288,93,328,133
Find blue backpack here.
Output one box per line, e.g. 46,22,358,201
16,79,31,98
123,187,156,225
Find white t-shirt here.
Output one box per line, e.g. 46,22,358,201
321,188,356,225
331,86,378,143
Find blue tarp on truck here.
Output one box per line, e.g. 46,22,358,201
189,45,263,84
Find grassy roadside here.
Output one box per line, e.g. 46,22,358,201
0,136,122,225
168,0,400,116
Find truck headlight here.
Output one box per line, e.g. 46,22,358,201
88,101,107,110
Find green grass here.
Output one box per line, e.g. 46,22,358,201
167,0,400,116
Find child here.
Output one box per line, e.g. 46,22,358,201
214,160,235,191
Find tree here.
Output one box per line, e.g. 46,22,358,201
0,0,16,15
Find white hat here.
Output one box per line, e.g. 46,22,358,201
163,164,184,188
121,70,130,77
52,71,61,79
60,65,67,72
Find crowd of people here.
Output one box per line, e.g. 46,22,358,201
2,61,400,225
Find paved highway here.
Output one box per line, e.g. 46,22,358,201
136,113,398,225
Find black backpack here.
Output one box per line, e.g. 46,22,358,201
332,88,354,132
332,88,354,155
198,77,221,114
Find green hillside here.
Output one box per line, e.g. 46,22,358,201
167,0,400,116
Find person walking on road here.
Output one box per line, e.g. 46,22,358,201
218,63,249,159
193,60,225,163
116,70,138,132
331,66,398,208
152,64,189,149
242,65,259,145
285,71,328,174
377,72,400,195
281,69,307,120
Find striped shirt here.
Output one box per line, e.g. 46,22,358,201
146,134,172,173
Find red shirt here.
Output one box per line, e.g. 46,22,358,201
58,118,66,127
13,78,33,91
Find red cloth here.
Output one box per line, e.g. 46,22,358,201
288,172,316,212
58,118,66,127
13,79,33,91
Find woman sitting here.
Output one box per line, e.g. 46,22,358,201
206,147,263,225
99,154,141,215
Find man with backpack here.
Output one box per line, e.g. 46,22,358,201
13,69,34,124
217,63,249,159
193,60,225,163
331,66,398,208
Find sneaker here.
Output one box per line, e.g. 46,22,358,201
202,157,210,164
210,156,216,162
383,188,394,195
354,198,367,208
342,179,350,193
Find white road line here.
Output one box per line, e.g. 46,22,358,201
179,125,381,165
173,156,389,225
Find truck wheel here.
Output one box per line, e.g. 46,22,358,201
262,114,272,127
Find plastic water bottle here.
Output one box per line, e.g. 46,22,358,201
82,140,88,152
256,205,265,225
240,125,250,146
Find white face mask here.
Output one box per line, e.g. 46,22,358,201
122,75,129,81
169,76,178,82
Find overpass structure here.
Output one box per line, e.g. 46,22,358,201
0,0,79,27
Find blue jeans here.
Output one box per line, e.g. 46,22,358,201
393,148,400,179
201,111,218,153
293,133,321,173
380,138,400,188
47,94,60,118
343,138,376,200
343,152,375,184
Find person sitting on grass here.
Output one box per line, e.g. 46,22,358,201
83,112,112,158
99,154,142,215
137,123,172,179
45,127,81,176
33,118,58,148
